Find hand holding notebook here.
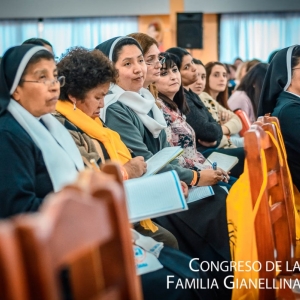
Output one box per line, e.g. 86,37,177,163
203,152,239,173
143,146,183,177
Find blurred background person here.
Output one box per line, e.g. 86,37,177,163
228,63,268,123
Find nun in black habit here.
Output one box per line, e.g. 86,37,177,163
96,37,233,299
0,45,84,219
258,45,300,192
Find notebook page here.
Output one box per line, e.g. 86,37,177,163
187,186,214,203
143,146,183,177
203,152,239,172
124,170,188,223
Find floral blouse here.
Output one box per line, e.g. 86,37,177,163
157,97,210,171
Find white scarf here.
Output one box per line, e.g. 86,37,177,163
100,84,167,138
7,99,84,191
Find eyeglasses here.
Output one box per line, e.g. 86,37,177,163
145,57,166,67
21,76,65,87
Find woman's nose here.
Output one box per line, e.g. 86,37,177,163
133,63,143,73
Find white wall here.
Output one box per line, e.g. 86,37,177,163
0,0,169,18
184,0,300,13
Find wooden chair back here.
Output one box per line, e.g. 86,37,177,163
234,109,252,137
14,169,142,300
244,124,294,299
0,221,29,300
257,116,296,247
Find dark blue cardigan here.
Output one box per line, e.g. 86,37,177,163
0,111,53,218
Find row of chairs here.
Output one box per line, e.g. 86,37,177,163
244,116,300,299
0,165,142,300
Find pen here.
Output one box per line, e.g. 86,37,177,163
212,161,228,181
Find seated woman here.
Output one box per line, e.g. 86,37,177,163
96,36,232,299
190,59,242,148
0,44,84,218
200,61,243,148
55,47,178,249
228,63,268,123
166,47,245,178
156,52,236,190
258,45,300,192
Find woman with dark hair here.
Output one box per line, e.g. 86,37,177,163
22,38,54,54
55,47,147,178
189,58,206,95
0,45,84,218
167,47,245,177
258,45,300,192
228,63,268,123
204,61,229,109
96,36,233,299
156,52,236,190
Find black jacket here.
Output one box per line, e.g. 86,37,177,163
0,111,53,218
272,91,300,191
184,88,223,152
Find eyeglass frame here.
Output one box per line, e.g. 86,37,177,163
145,56,166,67
21,75,65,87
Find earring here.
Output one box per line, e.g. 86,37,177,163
73,102,76,110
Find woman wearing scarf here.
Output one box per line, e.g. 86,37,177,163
0,45,84,219
96,36,232,299
258,45,300,193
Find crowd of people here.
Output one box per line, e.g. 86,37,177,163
0,33,300,299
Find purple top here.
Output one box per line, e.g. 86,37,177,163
228,90,255,123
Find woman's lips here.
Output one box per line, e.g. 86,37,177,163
47,96,58,103
134,75,144,80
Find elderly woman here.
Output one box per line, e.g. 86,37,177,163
258,45,300,192
96,36,232,299
0,44,84,218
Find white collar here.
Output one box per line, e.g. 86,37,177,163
101,84,166,138
285,91,300,99
7,99,84,191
